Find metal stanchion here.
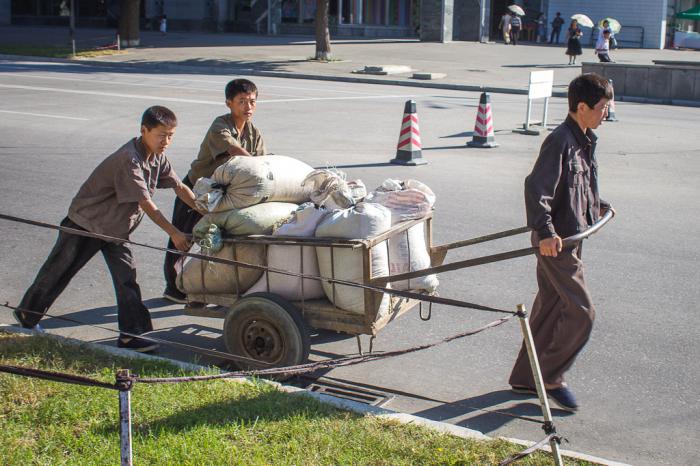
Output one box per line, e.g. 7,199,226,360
117,369,133,466
516,304,563,466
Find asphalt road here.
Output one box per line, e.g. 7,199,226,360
1,59,698,465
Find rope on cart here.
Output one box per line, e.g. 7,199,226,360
2,301,513,383
0,213,517,315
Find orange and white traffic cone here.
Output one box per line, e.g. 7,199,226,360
467,92,499,148
605,78,618,122
390,100,427,166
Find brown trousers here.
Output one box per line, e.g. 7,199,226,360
509,235,595,388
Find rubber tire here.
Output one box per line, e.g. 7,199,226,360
223,292,310,371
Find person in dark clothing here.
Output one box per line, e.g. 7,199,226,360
565,19,583,65
15,106,198,352
510,14,522,45
509,73,614,412
162,78,266,303
550,12,565,44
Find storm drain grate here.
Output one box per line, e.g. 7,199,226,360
295,376,394,407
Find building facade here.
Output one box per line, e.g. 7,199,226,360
2,0,697,48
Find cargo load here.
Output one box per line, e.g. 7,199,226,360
246,203,328,301
177,202,298,296
194,155,314,211
315,203,392,314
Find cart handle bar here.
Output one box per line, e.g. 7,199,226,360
372,208,615,286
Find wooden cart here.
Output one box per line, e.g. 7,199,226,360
183,213,436,370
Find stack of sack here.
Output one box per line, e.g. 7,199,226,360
176,155,314,296
177,159,439,316
314,178,438,317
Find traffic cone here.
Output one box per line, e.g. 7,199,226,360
467,92,499,148
605,78,618,122
390,100,427,166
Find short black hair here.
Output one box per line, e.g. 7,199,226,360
568,73,613,113
225,78,258,100
141,106,177,129
556,12,561,15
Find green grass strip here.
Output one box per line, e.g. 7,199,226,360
0,332,596,465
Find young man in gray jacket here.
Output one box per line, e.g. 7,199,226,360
509,73,614,412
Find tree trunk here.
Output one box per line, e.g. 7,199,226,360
314,0,331,60
119,0,141,47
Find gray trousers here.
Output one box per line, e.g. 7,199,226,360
18,217,153,335
509,236,595,387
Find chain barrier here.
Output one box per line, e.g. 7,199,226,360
0,213,517,316
498,433,563,466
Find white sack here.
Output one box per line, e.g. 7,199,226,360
177,243,265,295
245,203,328,300
179,202,298,295
302,169,366,210
387,223,438,292
365,179,436,224
193,202,299,239
195,155,314,211
315,203,392,314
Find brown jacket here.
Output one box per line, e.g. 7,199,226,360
525,115,609,240
187,114,266,184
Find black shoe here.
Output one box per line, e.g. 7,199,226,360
13,309,46,333
117,335,159,353
163,288,187,304
547,386,579,412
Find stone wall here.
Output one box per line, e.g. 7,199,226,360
420,0,453,42
583,62,700,105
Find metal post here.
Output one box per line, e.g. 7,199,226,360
117,369,133,466
523,98,533,131
542,97,549,130
117,33,121,51
71,39,76,57
516,304,563,466
69,0,76,41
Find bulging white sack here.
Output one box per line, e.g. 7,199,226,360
179,202,298,296
245,203,328,300
365,179,436,224
315,203,392,314
177,243,265,295
195,155,314,211
387,223,438,292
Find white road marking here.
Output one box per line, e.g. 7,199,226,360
0,109,88,121
0,83,415,104
0,61,415,96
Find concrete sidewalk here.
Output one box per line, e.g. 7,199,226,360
1,25,698,95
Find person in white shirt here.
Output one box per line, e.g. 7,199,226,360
595,30,613,62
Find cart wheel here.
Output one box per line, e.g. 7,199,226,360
223,292,310,372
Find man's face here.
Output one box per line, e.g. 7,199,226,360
226,91,257,122
141,124,176,155
578,98,610,129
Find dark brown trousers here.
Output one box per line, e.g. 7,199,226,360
163,175,201,293
509,236,595,388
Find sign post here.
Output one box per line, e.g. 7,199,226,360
515,70,554,135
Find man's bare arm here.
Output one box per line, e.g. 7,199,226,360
138,198,190,251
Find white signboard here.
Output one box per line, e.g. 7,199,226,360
528,70,554,99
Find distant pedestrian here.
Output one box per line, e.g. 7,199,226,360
550,12,565,44
565,20,583,65
159,14,167,35
499,12,512,45
510,14,522,45
595,29,614,62
509,73,614,413
599,19,618,49
536,13,547,43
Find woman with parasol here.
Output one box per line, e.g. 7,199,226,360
565,19,583,65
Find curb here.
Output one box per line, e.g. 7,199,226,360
0,324,629,465
0,53,567,97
